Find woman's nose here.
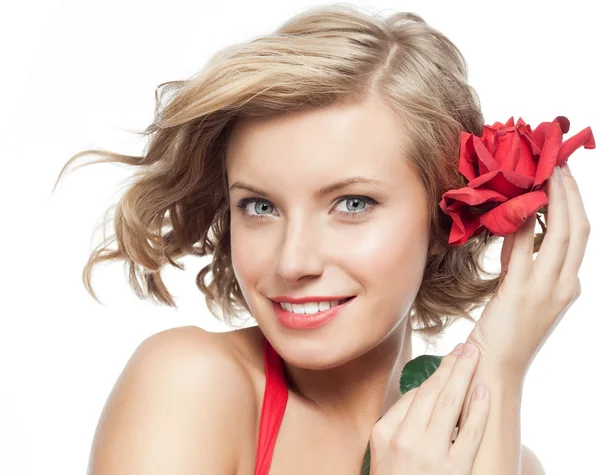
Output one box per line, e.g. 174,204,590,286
274,218,324,284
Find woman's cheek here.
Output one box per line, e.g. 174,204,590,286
346,214,422,257
340,216,428,289
230,223,270,290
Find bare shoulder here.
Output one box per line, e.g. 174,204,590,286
88,325,259,475
521,443,546,475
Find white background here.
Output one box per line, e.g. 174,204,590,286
1,1,598,474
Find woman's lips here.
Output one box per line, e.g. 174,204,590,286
271,296,356,330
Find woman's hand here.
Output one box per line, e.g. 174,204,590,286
468,163,591,377
368,342,490,475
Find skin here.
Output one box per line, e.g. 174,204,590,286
226,90,429,444
88,89,549,474
225,89,550,473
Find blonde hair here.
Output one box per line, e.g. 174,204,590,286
52,3,501,346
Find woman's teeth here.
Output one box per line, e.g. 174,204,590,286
279,297,352,314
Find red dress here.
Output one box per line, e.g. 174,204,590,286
254,337,289,475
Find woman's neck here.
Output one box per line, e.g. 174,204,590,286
281,319,413,439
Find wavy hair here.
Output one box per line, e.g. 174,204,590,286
52,3,502,346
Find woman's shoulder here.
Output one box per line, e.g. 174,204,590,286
140,324,264,371
133,324,266,413
139,323,263,378
88,325,263,474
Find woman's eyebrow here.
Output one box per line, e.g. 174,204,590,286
228,177,383,198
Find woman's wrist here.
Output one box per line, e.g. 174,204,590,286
459,358,525,475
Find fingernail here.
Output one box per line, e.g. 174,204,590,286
451,343,464,355
474,384,487,400
562,163,572,176
460,342,476,357
553,166,563,183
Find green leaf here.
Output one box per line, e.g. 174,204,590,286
399,355,443,395
360,441,371,475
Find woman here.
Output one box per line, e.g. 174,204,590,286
53,5,590,474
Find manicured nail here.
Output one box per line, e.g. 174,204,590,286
460,342,476,357
562,163,572,176
474,384,487,400
451,343,464,355
553,166,563,183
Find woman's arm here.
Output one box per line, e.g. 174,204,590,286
457,359,545,475
451,162,592,475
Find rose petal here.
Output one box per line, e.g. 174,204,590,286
531,120,552,149
518,128,541,156
532,120,563,188
488,120,506,130
458,132,478,181
530,117,569,149
490,129,518,169
472,135,500,174
468,169,534,198
555,116,571,134
440,186,507,208
513,130,537,177
445,202,483,245
532,124,596,188
481,126,497,154
440,187,507,245
556,126,596,166
479,190,549,235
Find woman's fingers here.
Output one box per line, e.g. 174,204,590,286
555,165,591,292
449,379,490,470
373,387,419,439
534,166,570,279
426,341,481,447
499,232,515,283
397,344,466,435
505,213,536,280
370,343,489,475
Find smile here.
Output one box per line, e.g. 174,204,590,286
278,297,353,314
271,296,356,330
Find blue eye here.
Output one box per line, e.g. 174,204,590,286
334,197,371,215
235,195,379,220
237,199,277,219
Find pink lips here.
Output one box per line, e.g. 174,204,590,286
272,297,355,330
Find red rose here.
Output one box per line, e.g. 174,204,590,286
439,116,595,246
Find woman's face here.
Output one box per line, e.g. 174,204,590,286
226,92,431,368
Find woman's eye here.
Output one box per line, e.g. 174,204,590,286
235,195,379,220
333,197,377,216
237,198,277,219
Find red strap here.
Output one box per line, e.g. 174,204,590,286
253,338,289,475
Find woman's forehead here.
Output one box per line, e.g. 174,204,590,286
226,95,412,184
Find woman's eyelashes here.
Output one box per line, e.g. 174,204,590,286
235,195,380,220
